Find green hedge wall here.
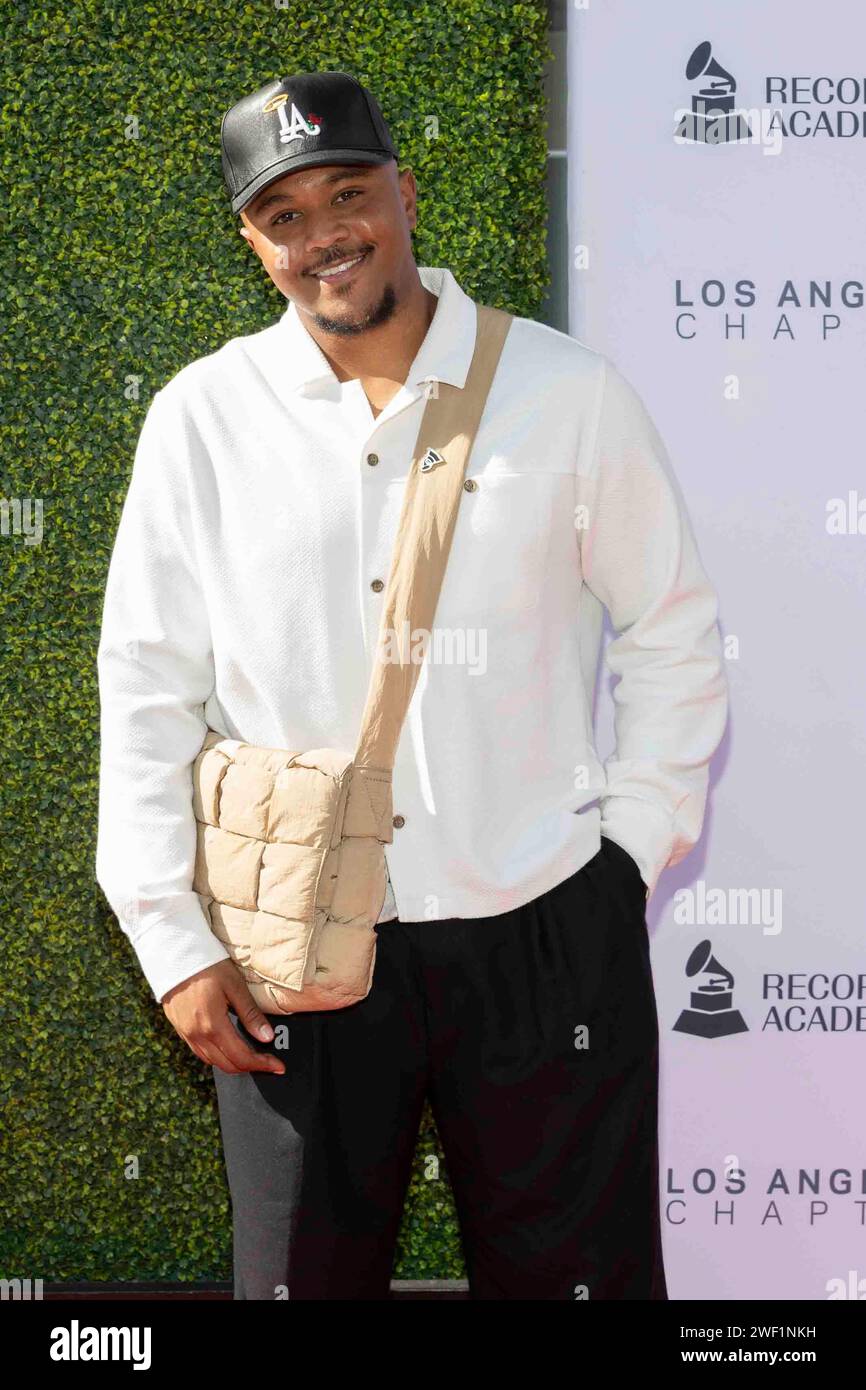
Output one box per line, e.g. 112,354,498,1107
0,0,552,1282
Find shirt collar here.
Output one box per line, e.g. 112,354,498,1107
274,265,477,397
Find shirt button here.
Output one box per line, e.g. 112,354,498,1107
463,478,478,492
392,814,405,828
366,453,379,466
371,578,385,592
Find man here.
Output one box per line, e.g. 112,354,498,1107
96,69,729,1300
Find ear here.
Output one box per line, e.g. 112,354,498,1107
398,166,418,232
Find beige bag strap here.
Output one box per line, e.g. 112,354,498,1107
353,301,513,771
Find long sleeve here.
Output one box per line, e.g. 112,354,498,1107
95,386,230,1002
577,357,729,901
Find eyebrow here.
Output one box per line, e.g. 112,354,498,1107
251,166,375,214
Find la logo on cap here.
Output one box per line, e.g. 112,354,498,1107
261,91,322,144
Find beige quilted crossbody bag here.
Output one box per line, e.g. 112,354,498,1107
190,302,513,1015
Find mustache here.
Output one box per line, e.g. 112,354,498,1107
306,247,372,274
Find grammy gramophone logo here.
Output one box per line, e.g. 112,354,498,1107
673,939,749,1039
675,40,753,144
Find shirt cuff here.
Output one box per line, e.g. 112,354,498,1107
598,794,677,903
125,899,231,1004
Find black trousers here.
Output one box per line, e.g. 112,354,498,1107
212,835,668,1300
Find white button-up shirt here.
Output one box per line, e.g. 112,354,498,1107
96,265,729,1003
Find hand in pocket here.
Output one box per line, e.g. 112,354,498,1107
601,835,649,901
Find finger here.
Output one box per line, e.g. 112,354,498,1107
177,1029,242,1074
202,1041,245,1074
224,981,278,1046
214,1015,286,1074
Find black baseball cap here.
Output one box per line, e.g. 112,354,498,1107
220,70,399,216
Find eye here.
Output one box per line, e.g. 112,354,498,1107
271,187,362,227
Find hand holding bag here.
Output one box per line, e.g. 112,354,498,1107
190,302,513,1014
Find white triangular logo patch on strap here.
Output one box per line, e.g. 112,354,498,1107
419,447,446,473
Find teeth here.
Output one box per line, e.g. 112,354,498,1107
317,254,364,278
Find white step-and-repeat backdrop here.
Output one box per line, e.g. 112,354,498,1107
567,0,866,1300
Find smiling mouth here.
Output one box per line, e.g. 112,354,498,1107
310,250,370,284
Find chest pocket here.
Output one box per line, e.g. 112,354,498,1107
440,465,575,621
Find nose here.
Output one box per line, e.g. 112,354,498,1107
303,205,352,266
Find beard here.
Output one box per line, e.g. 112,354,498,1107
310,280,398,336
